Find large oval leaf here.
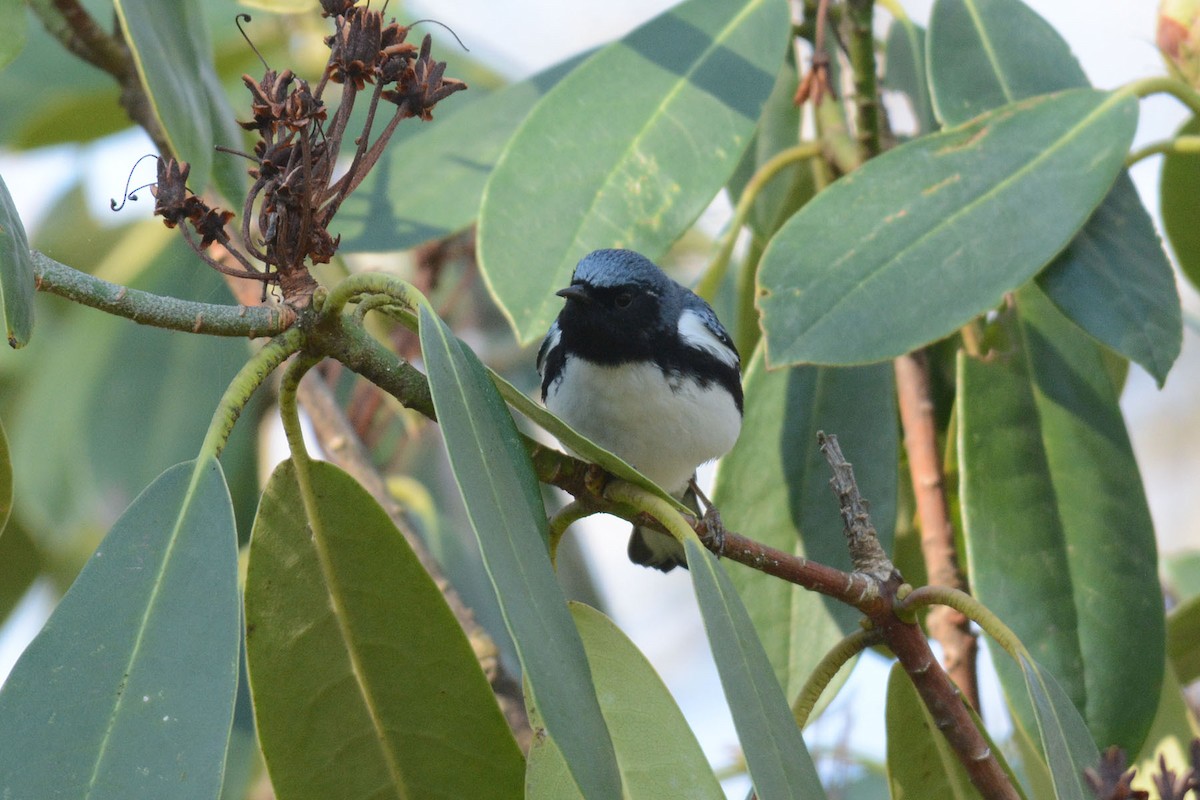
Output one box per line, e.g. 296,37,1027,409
927,0,1086,128
882,19,936,137
685,539,827,799
9,226,258,552
478,0,789,344
246,458,524,800
714,349,896,699
114,0,244,196
526,603,724,799
756,88,1137,367
418,305,621,798
0,172,33,347
336,53,588,253
958,286,1163,754
0,459,240,799
1161,116,1200,295
928,0,1180,384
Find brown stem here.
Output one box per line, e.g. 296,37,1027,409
295,368,532,750
894,352,980,710
879,610,1020,800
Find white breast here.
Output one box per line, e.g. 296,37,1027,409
545,357,741,494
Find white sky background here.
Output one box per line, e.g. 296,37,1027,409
3,0,1200,796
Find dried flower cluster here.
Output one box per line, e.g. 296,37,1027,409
149,1,466,307
1086,742,1200,800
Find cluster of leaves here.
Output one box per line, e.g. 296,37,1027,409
0,0,1199,799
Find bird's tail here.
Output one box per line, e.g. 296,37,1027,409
626,481,698,572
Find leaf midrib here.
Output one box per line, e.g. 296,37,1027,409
528,0,774,337
778,90,1128,352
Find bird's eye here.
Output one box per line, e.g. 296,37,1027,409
615,291,633,308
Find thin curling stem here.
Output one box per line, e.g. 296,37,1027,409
695,142,824,302
278,353,323,463
897,585,1027,662
1124,75,1200,118
1126,134,1200,167
793,627,883,728
198,328,306,461
603,481,697,546
547,500,594,569
321,271,428,318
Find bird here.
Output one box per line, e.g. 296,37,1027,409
537,249,744,572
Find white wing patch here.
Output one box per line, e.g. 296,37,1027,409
536,322,561,377
677,308,738,368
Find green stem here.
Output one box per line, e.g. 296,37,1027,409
734,237,765,357
32,252,293,337
897,585,1027,661
320,271,429,318
792,627,882,729
694,142,824,302
1123,75,1200,118
1126,134,1200,167
547,500,593,569
845,0,883,162
198,328,306,460
603,481,696,545
278,353,323,463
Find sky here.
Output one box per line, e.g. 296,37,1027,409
2,0,1198,796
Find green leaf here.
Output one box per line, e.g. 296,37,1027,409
757,88,1137,367
0,518,40,625
337,52,588,252
684,538,827,799
1161,116,1200,294
927,0,1180,385
245,459,524,800
569,602,724,798
0,0,26,72
885,663,983,799
1018,653,1100,800
0,459,240,799
714,349,896,698
1167,594,1200,684
883,19,936,136
0,12,114,148
958,286,1163,754
0,172,34,347
418,305,621,798
9,226,256,552
478,0,790,344
1037,172,1181,386
114,0,241,193
927,0,1086,128
1165,550,1200,600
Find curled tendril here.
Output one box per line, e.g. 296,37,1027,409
110,153,160,211
407,18,469,52
236,13,271,71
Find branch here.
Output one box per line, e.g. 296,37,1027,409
32,252,293,337
894,352,980,709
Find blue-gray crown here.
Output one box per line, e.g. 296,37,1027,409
571,249,671,290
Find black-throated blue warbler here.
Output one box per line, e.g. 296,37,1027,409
537,249,743,571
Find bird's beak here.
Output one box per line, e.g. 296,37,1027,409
556,285,592,304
